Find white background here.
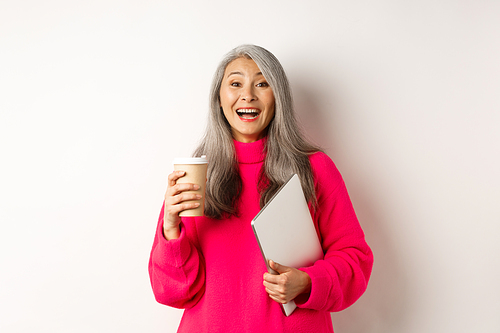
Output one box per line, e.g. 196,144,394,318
1,1,499,332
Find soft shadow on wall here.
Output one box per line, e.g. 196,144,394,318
292,76,409,333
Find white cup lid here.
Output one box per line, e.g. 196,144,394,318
173,156,208,165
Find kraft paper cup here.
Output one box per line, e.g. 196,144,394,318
173,156,208,217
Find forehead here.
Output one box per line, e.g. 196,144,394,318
224,57,262,77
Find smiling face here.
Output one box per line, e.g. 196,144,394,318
219,57,275,143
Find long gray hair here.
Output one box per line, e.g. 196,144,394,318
194,44,320,219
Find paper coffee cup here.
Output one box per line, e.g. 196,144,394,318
173,156,208,217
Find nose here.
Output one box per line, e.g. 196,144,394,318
241,86,257,102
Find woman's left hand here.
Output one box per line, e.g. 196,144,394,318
263,260,312,304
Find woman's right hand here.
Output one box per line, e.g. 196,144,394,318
163,170,201,240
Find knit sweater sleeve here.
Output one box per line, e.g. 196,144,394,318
148,204,206,309
295,152,373,312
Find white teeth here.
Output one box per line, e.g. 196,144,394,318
236,109,260,113
236,109,259,119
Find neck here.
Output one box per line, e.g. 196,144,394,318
233,137,266,164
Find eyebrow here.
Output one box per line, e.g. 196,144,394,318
227,71,263,78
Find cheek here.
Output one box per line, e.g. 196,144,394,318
219,88,228,107
220,88,237,106
265,92,275,109
266,97,276,116
221,107,232,122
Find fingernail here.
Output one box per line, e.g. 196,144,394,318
193,185,200,190
196,195,202,199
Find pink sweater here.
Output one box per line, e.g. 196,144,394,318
149,138,373,332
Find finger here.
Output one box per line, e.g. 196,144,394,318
266,289,287,304
264,287,279,298
166,201,201,217
263,279,287,295
167,170,186,187
269,260,289,274
168,183,200,196
172,193,202,205
264,285,280,298
263,280,278,290
263,272,280,284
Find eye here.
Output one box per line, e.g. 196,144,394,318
230,82,241,87
256,82,269,87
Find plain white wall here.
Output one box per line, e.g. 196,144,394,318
1,1,499,332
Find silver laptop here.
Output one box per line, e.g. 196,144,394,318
251,174,324,316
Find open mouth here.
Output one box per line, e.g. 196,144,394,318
236,108,261,120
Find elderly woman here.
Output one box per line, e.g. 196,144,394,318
149,44,373,332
